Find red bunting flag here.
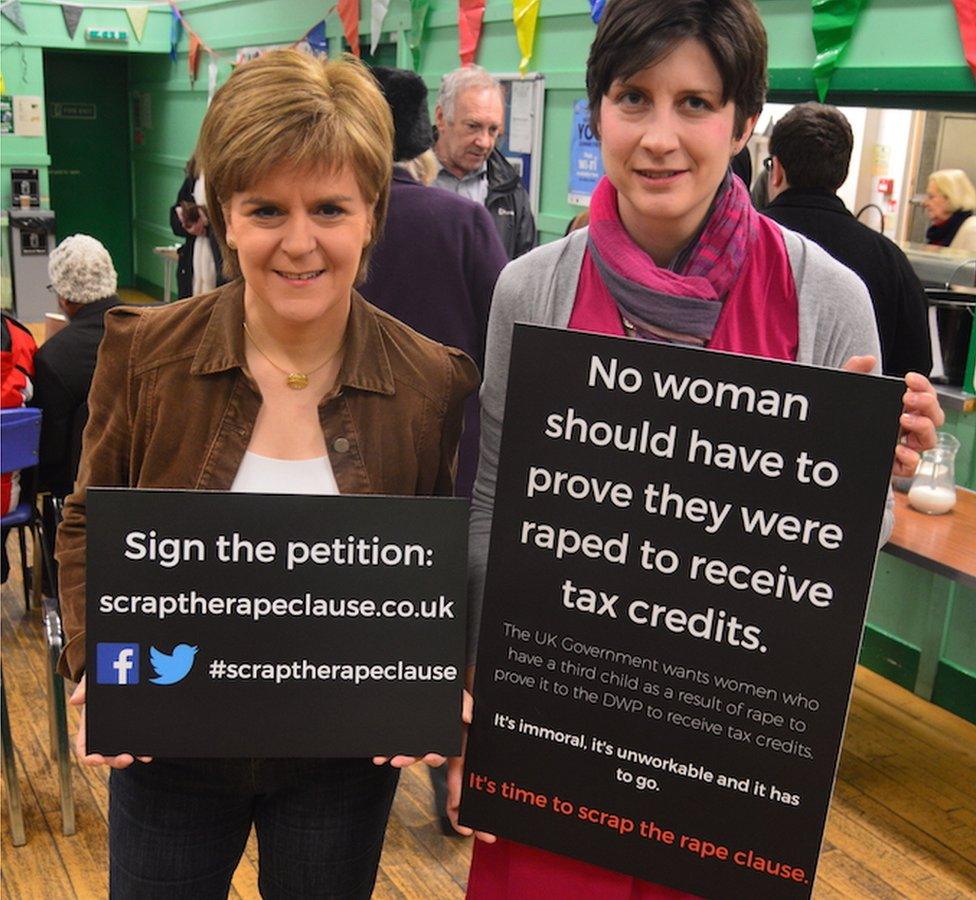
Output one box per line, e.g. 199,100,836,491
338,0,361,57
188,32,202,84
952,0,976,81
458,0,486,66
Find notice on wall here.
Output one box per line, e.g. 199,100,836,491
568,98,604,206
12,95,43,137
460,325,902,898
86,490,468,758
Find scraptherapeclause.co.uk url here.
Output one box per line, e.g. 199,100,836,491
96,592,456,622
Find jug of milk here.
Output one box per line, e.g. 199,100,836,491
907,432,961,515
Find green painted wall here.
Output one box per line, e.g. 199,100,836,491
4,0,974,285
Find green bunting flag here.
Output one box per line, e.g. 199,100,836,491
408,0,430,70
811,0,868,101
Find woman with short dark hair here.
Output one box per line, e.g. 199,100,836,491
455,0,942,895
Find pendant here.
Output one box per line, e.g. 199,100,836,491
286,372,309,390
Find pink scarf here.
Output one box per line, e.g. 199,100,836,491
572,174,799,360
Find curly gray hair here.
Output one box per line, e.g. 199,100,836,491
436,65,504,121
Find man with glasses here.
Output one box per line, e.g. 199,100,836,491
433,66,537,259
763,103,930,377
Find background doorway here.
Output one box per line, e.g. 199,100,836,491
44,51,133,286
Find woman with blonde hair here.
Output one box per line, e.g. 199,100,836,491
57,49,477,898
924,168,976,251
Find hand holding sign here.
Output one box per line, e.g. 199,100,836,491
840,356,942,477
70,675,152,769
86,492,469,759
461,326,904,898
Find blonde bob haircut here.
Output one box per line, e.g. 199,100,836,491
928,169,976,214
197,49,394,283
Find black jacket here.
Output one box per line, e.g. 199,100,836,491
170,174,227,299
31,296,120,495
764,188,931,377
485,148,537,260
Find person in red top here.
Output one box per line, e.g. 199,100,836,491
1,311,37,583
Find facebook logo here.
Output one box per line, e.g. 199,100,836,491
96,643,140,685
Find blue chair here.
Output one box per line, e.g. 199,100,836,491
0,409,74,835
1,407,55,609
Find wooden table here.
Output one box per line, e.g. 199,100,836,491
884,487,976,588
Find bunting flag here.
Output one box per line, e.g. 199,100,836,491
125,6,149,43
188,32,201,83
408,0,430,69
169,5,182,61
303,19,328,56
1,0,26,33
337,0,360,57
587,0,604,24
370,0,390,54
810,0,867,101
458,0,486,66
61,4,83,39
513,0,540,75
952,0,976,81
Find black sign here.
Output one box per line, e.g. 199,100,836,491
51,102,97,120
86,490,468,758
460,325,903,897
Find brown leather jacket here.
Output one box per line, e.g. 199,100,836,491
57,280,479,680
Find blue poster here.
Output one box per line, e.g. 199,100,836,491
568,99,604,206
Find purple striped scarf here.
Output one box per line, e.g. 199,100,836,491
586,171,758,345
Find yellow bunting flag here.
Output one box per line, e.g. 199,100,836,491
125,6,149,43
512,0,540,75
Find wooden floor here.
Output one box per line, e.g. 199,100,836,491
2,540,975,898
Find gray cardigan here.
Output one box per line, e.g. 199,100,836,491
467,226,893,660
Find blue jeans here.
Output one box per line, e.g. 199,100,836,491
109,758,399,899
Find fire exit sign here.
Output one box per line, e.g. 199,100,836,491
85,28,129,43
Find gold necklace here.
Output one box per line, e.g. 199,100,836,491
243,321,344,390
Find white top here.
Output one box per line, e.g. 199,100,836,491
230,451,339,495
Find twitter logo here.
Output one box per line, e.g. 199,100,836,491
149,644,198,684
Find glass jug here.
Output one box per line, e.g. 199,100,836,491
907,432,961,515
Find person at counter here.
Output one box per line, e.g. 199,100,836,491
924,169,976,253
763,103,932,377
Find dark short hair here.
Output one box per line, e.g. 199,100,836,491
769,103,853,192
586,0,767,139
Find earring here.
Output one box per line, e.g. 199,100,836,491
227,238,237,250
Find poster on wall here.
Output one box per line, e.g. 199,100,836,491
0,95,13,135
568,98,604,206
460,325,902,898
12,95,44,136
495,73,545,218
